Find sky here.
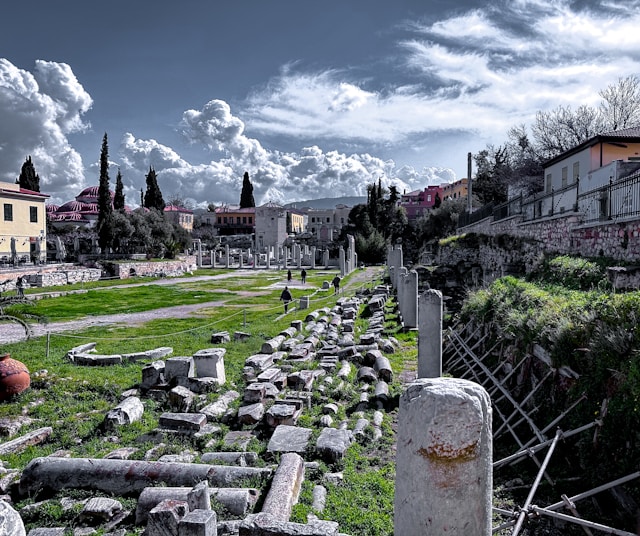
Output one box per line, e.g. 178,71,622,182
1,0,640,209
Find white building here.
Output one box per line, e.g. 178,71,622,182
255,202,287,251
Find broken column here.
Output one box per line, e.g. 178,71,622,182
394,377,492,536
260,452,305,521
387,245,403,289
401,270,418,330
18,457,271,496
418,288,443,378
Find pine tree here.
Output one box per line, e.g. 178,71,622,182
434,191,442,209
97,133,114,251
239,172,255,208
144,167,165,211
16,156,40,191
114,169,125,210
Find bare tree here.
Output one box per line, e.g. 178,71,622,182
531,104,602,159
599,75,640,131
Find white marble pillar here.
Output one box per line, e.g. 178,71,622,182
418,289,443,378
395,377,492,536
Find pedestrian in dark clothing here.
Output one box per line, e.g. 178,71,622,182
280,286,293,313
301,269,307,284
332,275,341,294
16,276,25,298
287,269,292,282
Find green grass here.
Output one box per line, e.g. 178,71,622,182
1,266,410,534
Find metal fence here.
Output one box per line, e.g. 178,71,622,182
577,172,640,225
461,172,640,227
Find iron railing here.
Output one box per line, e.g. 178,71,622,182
460,173,640,227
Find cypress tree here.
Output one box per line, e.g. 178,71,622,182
144,167,165,211
97,133,114,251
16,156,40,191
114,169,125,210
239,172,255,208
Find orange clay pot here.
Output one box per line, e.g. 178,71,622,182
0,353,30,401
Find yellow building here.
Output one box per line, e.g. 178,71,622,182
288,209,305,234
164,204,194,232
0,181,49,264
441,178,468,201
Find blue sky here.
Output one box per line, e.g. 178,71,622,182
1,0,640,208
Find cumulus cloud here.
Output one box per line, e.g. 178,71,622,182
8,1,640,210
118,99,443,208
119,133,237,207
0,59,90,201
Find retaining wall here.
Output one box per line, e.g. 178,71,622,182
459,213,640,262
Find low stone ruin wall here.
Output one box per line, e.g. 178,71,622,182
104,257,197,279
31,267,102,287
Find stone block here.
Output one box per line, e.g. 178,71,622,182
147,499,188,536
210,331,230,344
178,509,217,536
267,425,312,454
141,361,165,390
193,348,226,385
238,403,265,425
159,412,207,432
165,356,195,384
169,386,196,412
316,428,353,462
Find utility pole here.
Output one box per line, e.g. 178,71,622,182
467,152,473,213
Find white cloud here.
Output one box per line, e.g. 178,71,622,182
9,1,640,210
329,83,373,112
0,59,90,202
124,100,450,207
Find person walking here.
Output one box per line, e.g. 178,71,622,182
301,269,307,284
16,276,25,298
332,275,341,294
280,286,293,313
287,269,292,283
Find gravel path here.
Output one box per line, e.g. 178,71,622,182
0,267,383,345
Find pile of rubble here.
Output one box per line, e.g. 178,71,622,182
0,284,400,536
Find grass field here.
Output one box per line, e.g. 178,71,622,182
0,265,415,536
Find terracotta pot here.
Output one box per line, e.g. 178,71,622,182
0,353,30,401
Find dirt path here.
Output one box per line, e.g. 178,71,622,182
0,267,385,345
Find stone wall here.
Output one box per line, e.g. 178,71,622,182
32,268,102,287
104,257,197,279
0,265,101,289
459,213,640,263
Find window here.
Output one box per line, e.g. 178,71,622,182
242,217,247,224
248,217,253,224
561,166,568,188
236,217,241,224
546,173,552,193
573,162,579,182
326,217,330,223
30,206,38,223
223,217,228,224
3,204,12,222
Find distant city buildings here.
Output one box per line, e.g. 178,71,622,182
399,178,469,221
47,185,194,232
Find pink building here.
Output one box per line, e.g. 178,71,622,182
400,186,443,221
